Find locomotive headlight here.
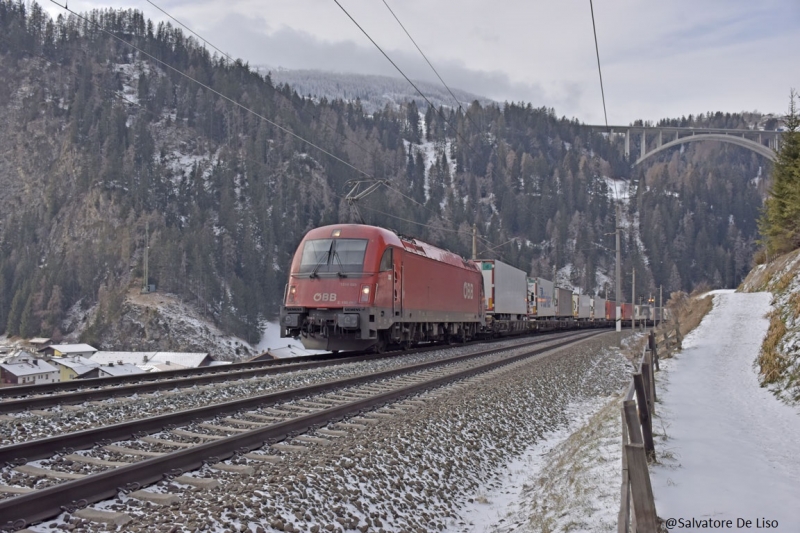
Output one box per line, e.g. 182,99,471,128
288,285,297,303
360,284,371,303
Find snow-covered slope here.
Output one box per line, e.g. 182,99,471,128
650,291,800,526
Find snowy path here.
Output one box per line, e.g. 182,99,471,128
651,290,800,529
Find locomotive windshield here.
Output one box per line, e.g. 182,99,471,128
298,238,368,275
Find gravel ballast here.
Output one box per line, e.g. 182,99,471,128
0,337,549,446
27,331,630,532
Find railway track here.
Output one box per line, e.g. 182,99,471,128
0,330,590,414
0,329,603,529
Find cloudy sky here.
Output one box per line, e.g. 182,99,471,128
48,0,799,124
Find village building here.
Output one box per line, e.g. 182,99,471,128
47,355,100,381
0,354,59,386
91,351,214,370
38,344,98,358
96,363,146,378
28,338,52,350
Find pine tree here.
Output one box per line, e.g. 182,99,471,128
759,90,800,254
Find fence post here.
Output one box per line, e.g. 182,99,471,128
618,407,631,533
623,400,643,445
643,351,656,411
625,443,659,532
633,373,655,458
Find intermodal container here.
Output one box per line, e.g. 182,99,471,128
572,294,591,319
477,260,527,316
555,287,573,318
621,303,634,321
606,300,616,321
527,277,555,317
593,297,607,319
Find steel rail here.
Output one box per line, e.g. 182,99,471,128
0,331,591,465
0,330,582,410
0,350,362,400
0,330,606,528
0,346,432,414
0,323,615,401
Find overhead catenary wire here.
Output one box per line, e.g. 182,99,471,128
332,0,478,154
379,0,483,134
49,0,375,182
44,1,506,249
144,0,379,166
589,0,609,131
588,0,623,206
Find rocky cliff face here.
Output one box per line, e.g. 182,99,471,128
67,289,258,359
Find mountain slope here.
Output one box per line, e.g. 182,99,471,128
0,2,771,354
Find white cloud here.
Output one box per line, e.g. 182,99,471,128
46,0,800,123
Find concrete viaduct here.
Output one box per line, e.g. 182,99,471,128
585,125,782,165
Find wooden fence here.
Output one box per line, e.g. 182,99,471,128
617,326,680,533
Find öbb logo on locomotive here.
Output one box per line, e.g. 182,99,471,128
313,293,337,302
463,282,474,300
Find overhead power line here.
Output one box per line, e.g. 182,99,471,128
49,0,374,181
46,1,504,247
145,0,378,165
332,0,477,153
379,0,483,133
146,0,232,64
589,0,609,130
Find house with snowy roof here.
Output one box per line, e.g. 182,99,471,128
38,344,97,358
90,351,213,370
96,362,146,378
0,354,59,386
48,355,100,381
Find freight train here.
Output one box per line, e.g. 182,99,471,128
280,224,662,352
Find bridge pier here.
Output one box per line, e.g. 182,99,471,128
657,130,663,148
625,130,630,159
640,131,646,160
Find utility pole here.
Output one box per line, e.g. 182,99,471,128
142,219,149,293
472,224,477,260
632,268,636,331
659,285,663,327
615,205,622,333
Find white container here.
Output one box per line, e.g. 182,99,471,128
527,277,555,317
555,287,573,318
572,294,591,319
477,260,527,316
593,297,607,319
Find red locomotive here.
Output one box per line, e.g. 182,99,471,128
280,224,484,352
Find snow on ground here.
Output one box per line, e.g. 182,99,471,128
255,320,324,354
602,176,632,203
452,393,623,533
651,290,800,528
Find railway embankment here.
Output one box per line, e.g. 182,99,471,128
14,332,628,532
739,248,800,404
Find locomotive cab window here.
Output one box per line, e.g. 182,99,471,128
379,248,393,271
298,238,368,274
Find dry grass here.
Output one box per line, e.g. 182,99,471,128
523,395,622,533
790,292,800,319
677,294,713,339
774,270,796,294
658,291,714,358
758,309,789,385
739,248,800,293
